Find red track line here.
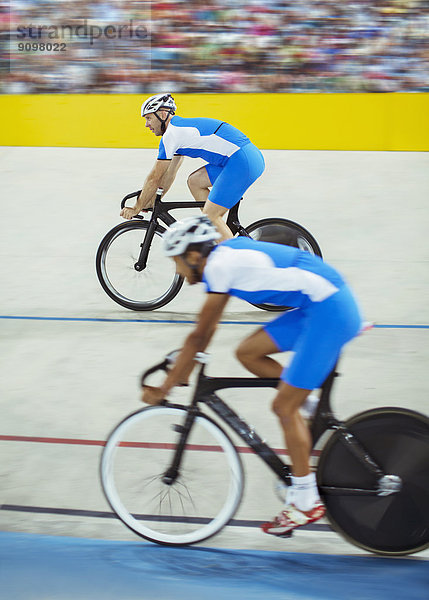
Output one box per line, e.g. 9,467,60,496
0,435,105,446
0,434,321,457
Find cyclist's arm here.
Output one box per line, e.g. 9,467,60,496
142,293,230,404
120,159,171,219
159,155,184,195
136,159,172,209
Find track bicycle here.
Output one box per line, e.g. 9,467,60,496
100,350,429,555
96,188,322,311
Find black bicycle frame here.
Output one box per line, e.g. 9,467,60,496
198,377,292,485
152,360,388,494
120,189,247,271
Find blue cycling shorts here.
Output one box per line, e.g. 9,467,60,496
205,143,265,209
264,286,363,390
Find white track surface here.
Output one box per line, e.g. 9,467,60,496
0,147,428,557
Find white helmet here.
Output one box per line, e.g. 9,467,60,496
163,216,221,257
141,93,176,117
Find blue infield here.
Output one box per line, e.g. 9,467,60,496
0,532,428,600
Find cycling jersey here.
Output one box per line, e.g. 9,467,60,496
157,116,251,167
203,237,363,389
203,237,345,309
157,116,265,210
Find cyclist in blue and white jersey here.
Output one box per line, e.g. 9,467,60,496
142,216,363,537
120,93,265,240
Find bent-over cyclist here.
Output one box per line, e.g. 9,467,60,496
141,216,363,536
120,93,265,241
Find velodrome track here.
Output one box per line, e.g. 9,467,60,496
1,147,428,598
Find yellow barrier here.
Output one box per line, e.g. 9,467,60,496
1,93,428,151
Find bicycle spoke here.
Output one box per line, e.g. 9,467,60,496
96,221,182,310
101,406,243,545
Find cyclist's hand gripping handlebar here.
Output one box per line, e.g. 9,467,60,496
140,349,209,389
120,188,164,217
140,349,184,406
140,349,181,388
140,359,168,389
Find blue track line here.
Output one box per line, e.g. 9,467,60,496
0,315,428,328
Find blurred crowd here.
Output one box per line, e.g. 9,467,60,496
2,0,429,93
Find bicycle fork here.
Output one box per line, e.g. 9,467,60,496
132,192,176,272
161,394,292,488
161,405,199,485
134,220,158,272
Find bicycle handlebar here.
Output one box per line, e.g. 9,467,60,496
120,190,141,209
120,188,164,214
140,358,169,387
140,349,209,388
140,348,182,387
120,188,210,219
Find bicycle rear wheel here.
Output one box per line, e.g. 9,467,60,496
246,218,322,256
317,408,429,556
101,405,244,546
96,220,183,311
246,218,322,312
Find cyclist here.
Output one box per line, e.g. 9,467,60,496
120,93,265,240
142,216,364,537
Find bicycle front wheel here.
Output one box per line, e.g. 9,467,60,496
96,220,183,310
246,218,322,312
101,405,244,546
317,408,429,556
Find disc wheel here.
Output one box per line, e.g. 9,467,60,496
96,220,183,311
101,405,244,546
245,218,322,312
317,408,429,555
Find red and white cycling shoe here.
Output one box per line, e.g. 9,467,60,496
261,501,326,537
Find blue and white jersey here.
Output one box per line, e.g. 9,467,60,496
202,237,346,308
157,116,250,167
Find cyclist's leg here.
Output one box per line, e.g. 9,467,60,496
237,313,315,476
187,165,232,240
236,330,281,378
262,379,326,537
238,312,325,531
187,165,219,203
259,291,361,535
272,382,313,478
203,201,233,241
206,144,265,239
236,306,306,376
272,288,361,474
284,289,362,390
247,311,314,476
